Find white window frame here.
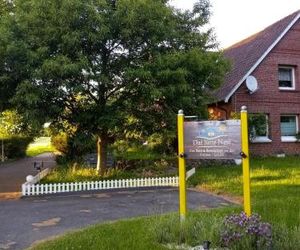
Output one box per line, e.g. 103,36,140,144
278,66,295,90
250,114,272,143
280,115,298,142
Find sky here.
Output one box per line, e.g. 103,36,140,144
170,0,300,49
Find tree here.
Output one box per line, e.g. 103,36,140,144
0,0,28,112
0,109,36,161
2,0,228,174
0,0,13,17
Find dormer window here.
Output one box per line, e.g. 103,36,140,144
278,66,295,90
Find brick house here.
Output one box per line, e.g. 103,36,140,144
209,10,300,156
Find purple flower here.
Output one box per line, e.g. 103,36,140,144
220,212,272,248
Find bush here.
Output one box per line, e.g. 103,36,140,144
151,213,223,248
220,212,272,249
51,132,96,160
2,136,33,159
147,132,176,154
51,133,68,155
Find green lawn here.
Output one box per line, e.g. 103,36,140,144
30,156,300,249
188,156,300,228
30,209,235,250
26,137,55,157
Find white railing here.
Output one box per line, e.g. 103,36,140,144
22,176,179,196
28,168,51,184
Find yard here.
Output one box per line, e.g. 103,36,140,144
26,137,55,157
30,156,300,249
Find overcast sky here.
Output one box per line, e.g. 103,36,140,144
170,0,300,49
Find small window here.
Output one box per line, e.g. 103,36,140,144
278,66,295,89
249,114,271,143
280,115,298,142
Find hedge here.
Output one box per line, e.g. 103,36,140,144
1,136,33,159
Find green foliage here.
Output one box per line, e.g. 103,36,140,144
51,133,68,155
0,109,40,137
0,109,40,159
151,212,224,247
42,156,177,183
229,112,268,140
0,109,24,137
147,132,176,154
2,136,33,158
0,0,13,18
220,212,272,249
248,113,268,139
1,0,228,169
51,131,96,160
42,164,135,184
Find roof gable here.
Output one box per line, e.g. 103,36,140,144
215,10,300,103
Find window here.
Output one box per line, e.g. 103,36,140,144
278,66,295,89
280,115,298,142
249,114,271,143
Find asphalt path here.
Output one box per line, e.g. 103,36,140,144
0,188,234,250
0,153,56,199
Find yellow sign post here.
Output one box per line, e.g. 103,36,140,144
177,107,251,220
241,106,251,216
177,110,187,221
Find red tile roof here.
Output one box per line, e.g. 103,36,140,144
215,10,300,102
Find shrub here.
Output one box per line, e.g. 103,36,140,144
2,136,33,159
51,133,69,155
41,163,134,183
151,213,223,248
220,212,272,249
51,132,96,160
147,132,176,154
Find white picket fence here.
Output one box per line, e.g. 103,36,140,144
22,176,179,196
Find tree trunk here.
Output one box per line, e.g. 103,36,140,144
96,134,108,175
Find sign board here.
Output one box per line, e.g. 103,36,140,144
184,120,241,159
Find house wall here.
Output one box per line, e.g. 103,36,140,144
231,21,300,155
214,19,300,156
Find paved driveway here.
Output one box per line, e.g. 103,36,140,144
0,153,56,199
0,188,235,250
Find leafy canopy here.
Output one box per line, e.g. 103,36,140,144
0,109,35,138
1,0,228,158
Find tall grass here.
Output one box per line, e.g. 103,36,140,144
41,164,135,184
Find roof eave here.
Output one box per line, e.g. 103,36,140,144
223,12,300,103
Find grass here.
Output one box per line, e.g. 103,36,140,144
26,137,55,157
30,209,235,250
188,156,300,228
42,154,177,183
31,156,300,249
29,217,167,250
41,164,136,183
